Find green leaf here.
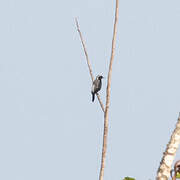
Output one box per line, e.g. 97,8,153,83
176,172,180,178
123,177,135,180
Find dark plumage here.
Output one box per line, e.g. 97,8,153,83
91,75,103,102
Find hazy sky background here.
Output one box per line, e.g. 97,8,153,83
0,0,180,179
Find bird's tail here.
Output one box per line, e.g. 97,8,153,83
92,93,95,102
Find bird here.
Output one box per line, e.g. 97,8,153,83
91,75,104,102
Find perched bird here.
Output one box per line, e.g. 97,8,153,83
91,75,104,102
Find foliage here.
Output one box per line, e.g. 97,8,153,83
123,177,135,180
177,172,180,178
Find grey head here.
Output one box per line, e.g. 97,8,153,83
96,75,104,80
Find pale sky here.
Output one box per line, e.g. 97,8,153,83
0,0,180,179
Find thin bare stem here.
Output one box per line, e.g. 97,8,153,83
99,1,119,180
97,93,105,113
156,114,180,180
75,18,105,112
75,18,94,82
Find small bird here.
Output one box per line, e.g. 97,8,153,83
91,75,104,102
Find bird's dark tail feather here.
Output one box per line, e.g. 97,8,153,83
92,93,95,102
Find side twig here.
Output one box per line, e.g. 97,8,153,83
99,1,119,180
75,18,105,112
156,113,180,180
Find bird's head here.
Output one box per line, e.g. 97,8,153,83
97,75,104,80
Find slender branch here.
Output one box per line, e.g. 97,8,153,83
97,93,105,113
156,113,180,180
75,18,94,82
75,18,105,112
99,1,119,180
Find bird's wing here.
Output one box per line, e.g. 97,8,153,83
91,79,97,93
91,83,95,93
